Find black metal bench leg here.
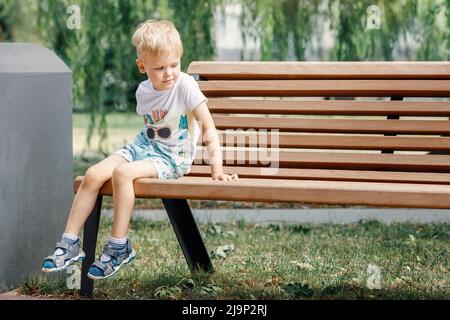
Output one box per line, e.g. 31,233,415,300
162,199,213,273
80,195,102,298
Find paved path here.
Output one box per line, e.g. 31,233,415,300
102,208,450,224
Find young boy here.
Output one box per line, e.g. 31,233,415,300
42,20,238,280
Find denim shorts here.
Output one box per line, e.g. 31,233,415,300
113,141,181,180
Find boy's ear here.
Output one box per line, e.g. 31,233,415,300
136,58,146,74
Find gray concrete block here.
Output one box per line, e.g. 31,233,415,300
0,43,72,292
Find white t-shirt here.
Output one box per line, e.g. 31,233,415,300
134,72,207,168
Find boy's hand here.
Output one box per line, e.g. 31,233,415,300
212,172,239,181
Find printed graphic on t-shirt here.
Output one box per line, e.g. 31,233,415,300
145,109,168,124
142,111,193,176
144,108,190,147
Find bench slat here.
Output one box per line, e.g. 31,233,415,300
188,165,450,185
199,80,450,97
203,132,450,151
207,99,450,116
194,151,450,172
73,176,450,209
212,116,450,134
188,61,450,80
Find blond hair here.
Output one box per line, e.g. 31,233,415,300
132,20,183,58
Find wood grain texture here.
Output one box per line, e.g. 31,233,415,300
74,176,450,209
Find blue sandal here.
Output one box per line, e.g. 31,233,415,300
42,239,85,272
87,239,136,280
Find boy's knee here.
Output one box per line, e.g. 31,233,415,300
83,166,106,188
112,165,132,183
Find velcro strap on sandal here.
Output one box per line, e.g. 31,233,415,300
44,254,65,268
55,241,72,251
103,244,127,258
93,260,114,275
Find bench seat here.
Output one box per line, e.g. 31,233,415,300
74,176,450,209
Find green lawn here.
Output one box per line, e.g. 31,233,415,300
22,219,449,299
73,112,143,156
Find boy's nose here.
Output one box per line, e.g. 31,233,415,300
164,68,173,77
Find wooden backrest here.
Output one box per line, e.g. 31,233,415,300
187,62,450,176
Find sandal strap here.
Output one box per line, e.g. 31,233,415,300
44,254,65,268
103,244,128,258
55,241,71,251
42,239,82,269
56,240,79,252
92,260,114,276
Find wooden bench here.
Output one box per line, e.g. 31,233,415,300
75,61,450,297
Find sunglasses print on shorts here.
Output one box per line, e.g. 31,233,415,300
146,126,171,140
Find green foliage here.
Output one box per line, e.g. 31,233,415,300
30,0,216,154
329,0,368,61
447,0,450,60
415,0,449,60
168,0,217,68
2,0,449,152
0,0,14,41
239,0,449,61
239,0,318,60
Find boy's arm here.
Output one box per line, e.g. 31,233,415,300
193,102,238,181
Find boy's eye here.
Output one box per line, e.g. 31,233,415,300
154,63,178,70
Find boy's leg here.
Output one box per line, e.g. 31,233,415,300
110,160,158,238
43,155,129,273
65,154,128,236
86,160,157,280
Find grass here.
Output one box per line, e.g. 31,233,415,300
73,112,143,156
21,219,449,299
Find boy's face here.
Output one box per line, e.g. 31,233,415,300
136,52,181,91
